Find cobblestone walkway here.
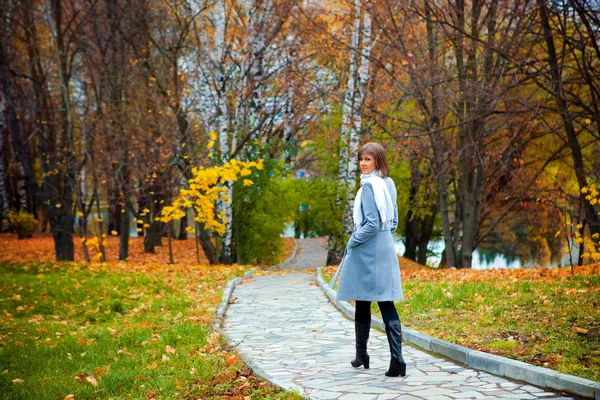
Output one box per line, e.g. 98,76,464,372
223,240,575,400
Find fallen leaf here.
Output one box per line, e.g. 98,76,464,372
12,378,24,384
225,353,237,366
64,395,74,400
574,327,589,335
86,376,98,387
165,345,176,355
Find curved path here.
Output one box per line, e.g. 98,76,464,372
224,239,575,399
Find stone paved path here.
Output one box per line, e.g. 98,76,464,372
224,239,575,400
284,237,328,271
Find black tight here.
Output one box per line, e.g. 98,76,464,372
355,301,399,324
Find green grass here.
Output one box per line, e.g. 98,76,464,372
321,266,600,382
0,262,302,399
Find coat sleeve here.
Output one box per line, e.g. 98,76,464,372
347,183,379,248
390,181,398,233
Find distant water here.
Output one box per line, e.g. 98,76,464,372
394,237,576,270
281,223,577,269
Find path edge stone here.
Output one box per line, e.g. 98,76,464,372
212,239,306,397
316,267,600,400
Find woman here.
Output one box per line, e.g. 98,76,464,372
336,142,406,377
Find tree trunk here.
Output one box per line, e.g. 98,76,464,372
424,0,457,268
537,0,600,237
342,0,372,235
119,208,130,260
198,222,218,264
178,208,188,240
338,0,361,191
49,0,77,261
52,211,75,261
0,37,37,214
417,212,436,266
403,164,419,261
144,186,164,252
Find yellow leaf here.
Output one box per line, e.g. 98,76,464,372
110,230,118,236
56,204,62,208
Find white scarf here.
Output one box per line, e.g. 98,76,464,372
353,170,394,230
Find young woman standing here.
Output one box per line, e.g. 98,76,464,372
336,142,406,377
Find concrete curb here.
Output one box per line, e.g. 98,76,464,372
316,267,600,400
212,239,300,330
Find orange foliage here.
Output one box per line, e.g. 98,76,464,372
0,233,208,265
0,234,296,268
322,256,600,283
401,263,600,282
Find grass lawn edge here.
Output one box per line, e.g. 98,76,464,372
316,267,600,400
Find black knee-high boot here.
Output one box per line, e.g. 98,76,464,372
384,320,406,377
351,322,370,369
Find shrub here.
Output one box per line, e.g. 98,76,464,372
7,210,37,239
232,160,299,264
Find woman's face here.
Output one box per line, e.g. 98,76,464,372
359,153,376,175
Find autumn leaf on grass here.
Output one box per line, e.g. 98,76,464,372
165,345,176,355
225,353,237,366
574,327,589,335
94,366,109,377
74,373,98,387
12,378,24,384
64,395,75,400
85,376,98,387
474,294,485,303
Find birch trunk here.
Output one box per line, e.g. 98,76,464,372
284,34,295,167
248,0,269,144
328,0,369,265
214,0,234,264
337,0,361,189
342,1,371,232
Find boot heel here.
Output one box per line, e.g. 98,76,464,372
351,353,369,368
399,360,406,376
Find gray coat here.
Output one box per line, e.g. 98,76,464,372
336,178,404,302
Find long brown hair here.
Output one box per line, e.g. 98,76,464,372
358,142,390,177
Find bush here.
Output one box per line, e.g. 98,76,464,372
232,160,299,264
7,210,37,239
